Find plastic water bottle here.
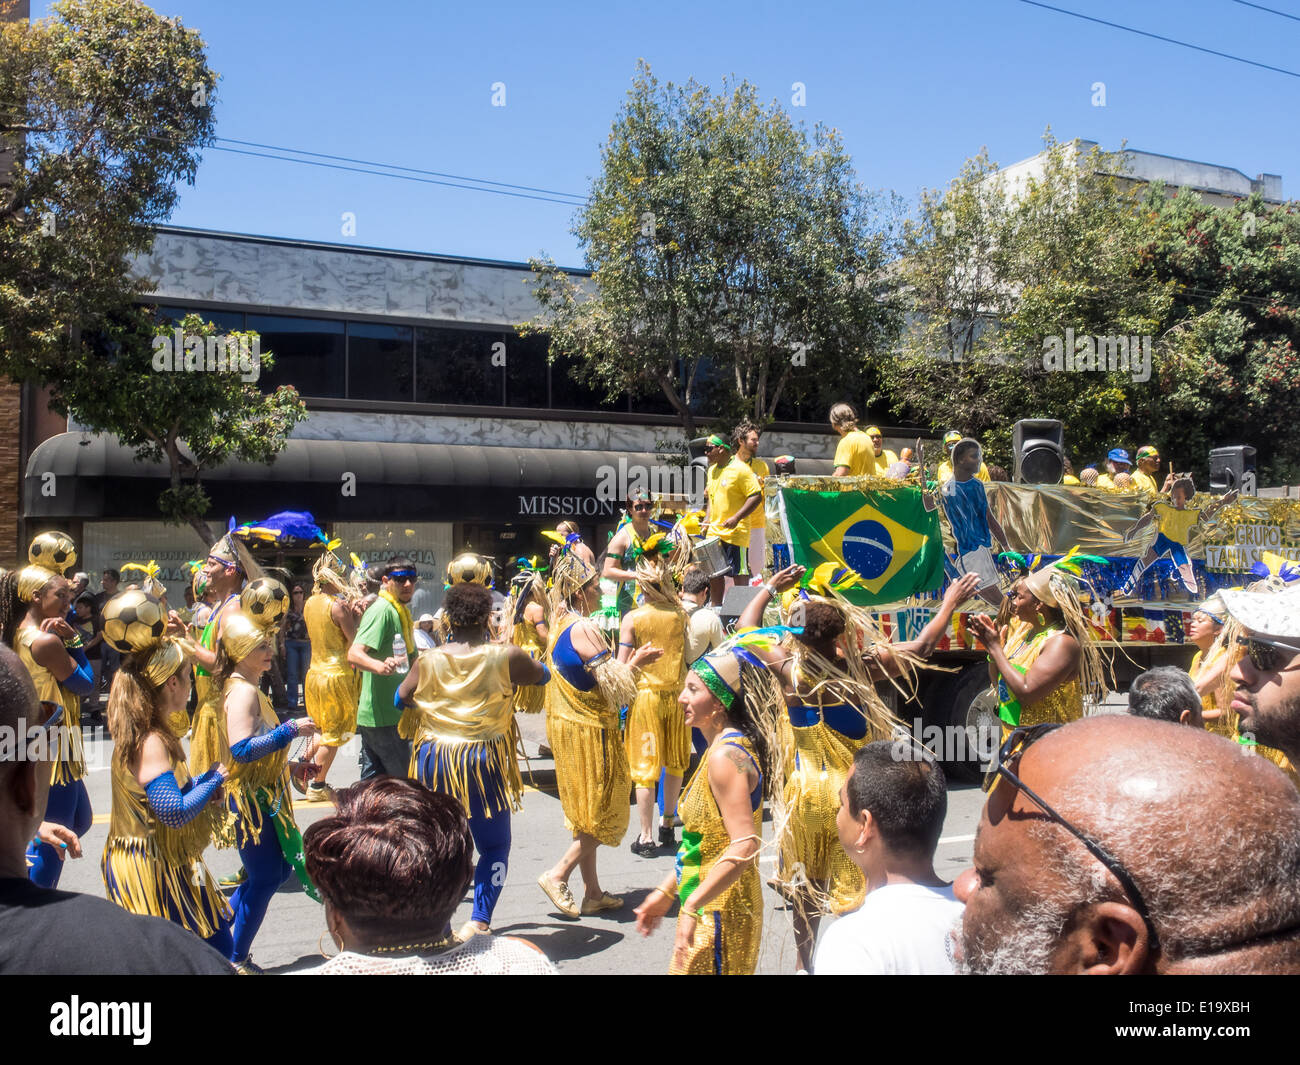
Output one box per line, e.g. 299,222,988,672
392,634,409,673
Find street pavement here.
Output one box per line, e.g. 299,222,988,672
51,709,992,975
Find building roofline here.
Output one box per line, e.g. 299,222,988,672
149,224,592,277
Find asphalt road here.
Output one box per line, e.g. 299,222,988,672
48,708,997,975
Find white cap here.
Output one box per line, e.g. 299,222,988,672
416,613,436,625
1221,584,1300,640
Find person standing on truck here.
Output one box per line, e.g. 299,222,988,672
937,430,990,484
1132,445,1168,495
1095,448,1133,489
969,555,1110,745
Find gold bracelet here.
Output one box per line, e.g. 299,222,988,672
652,885,676,904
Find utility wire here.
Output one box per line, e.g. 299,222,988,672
1017,0,1300,78
1230,0,1300,23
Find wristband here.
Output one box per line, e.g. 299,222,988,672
761,583,779,599
63,636,84,650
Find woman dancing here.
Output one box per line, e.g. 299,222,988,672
398,582,547,938
102,598,232,954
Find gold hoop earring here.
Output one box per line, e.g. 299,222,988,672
318,930,340,959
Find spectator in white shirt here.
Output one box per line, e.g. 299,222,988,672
813,740,963,975
680,567,725,665
414,613,438,652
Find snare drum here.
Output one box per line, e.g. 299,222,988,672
695,537,730,579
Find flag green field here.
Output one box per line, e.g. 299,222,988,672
779,484,945,605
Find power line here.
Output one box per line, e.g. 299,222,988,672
215,137,585,202
1230,0,1300,23
207,143,585,206
1016,0,1300,78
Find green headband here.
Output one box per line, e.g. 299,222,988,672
691,656,736,709
707,434,732,451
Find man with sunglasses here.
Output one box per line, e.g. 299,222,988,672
605,491,660,617
956,715,1300,973
1224,583,1300,766
348,556,419,780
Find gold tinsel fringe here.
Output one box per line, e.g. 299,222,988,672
102,839,231,939
413,729,524,816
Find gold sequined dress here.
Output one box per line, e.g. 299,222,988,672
189,596,239,783
624,602,689,788
101,754,230,938
16,626,84,785
997,619,1083,744
303,592,360,746
1191,645,1235,739
510,614,547,714
780,678,876,911
544,614,630,846
407,643,523,816
672,730,763,976
223,676,296,847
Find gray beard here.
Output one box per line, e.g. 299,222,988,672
954,903,1067,975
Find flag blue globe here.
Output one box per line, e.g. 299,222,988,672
842,520,894,580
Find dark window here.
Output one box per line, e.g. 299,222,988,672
347,322,413,401
246,314,346,398
506,332,549,409
415,326,505,406
154,305,246,333
550,349,622,413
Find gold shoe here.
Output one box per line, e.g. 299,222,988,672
537,873,580,918
580,892,623,915
457,920,489,942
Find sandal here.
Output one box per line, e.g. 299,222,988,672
537,873,580,918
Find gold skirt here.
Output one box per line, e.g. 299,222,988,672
545,713,630,847
102,839,231,940
305,666,361,747
669,869,763,976
626,688,691,787
782,768,865,911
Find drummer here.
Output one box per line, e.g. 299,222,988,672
603,490,660,617
703,434,763,608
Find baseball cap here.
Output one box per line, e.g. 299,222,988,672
1107,448,1132,466
943,430,962,448
1221,584,1300,640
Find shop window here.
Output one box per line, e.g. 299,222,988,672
348,322,414,401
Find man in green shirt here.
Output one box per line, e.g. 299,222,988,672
348,556,418,779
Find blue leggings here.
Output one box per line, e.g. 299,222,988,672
27,778,92,888
161,885,234,959
228,814,292,962
415,742,512,926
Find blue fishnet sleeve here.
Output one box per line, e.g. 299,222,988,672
145,769,223,828
229,721,298,763
61,645,95,696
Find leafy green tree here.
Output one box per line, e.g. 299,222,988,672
53,310,307,544
1,1,308,540
525,60,900,439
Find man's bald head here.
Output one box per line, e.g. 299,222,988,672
959,715,1300,974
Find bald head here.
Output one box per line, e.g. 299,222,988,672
959,715,1300,974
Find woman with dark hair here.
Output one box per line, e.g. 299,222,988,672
537,546,659,917
633,642,784,975
102,603,232,954
303,778,554,974
1,547,97,887
396,582,547,938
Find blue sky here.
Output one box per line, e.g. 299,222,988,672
41,0,1300,267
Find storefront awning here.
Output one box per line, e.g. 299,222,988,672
25,432,843,524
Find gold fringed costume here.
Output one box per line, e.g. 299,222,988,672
406,643,524,816
510,618,547,714
544,614,631,846
1191,643,1236,739
101,759,231,938
16,627,84,785
624,602,690,788
997,617,1084,744
671,731,763,976
224,676,296,847
303,592,361,746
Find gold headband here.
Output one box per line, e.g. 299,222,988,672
17,565,59,603
141,640,189,688
220,611,274,663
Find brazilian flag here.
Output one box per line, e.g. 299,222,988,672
780,484,945,606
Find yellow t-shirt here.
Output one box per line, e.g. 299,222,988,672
743,457,769,534
707,457,762,546
833,430,875,476
872,449,900,476
938,460,990,484
1153,501,1200,543
1132,470,1160,495
1063,475,1081,486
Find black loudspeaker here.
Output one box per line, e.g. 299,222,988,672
717,585,765,626
1012,419,1064,484
1210,445,1256,495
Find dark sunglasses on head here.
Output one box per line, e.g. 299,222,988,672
1237,634,1300,673
989,723,1160,954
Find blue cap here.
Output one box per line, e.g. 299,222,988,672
1107,448,1132,466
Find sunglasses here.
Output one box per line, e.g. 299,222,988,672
989,723,1160,954
385,570,418,583
631,504,653,512
1236,634,1300,673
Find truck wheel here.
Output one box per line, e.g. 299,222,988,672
932,663,1001,784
